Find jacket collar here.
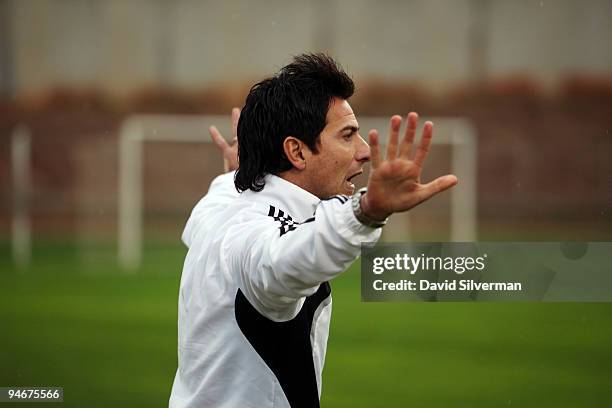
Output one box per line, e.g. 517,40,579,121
240,174,320,222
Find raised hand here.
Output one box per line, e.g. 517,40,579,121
361,113,458,221
209,107,240,172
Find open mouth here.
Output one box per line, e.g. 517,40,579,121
345,170,363,190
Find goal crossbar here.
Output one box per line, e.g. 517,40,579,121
118,114,477,270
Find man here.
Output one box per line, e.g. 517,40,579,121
169,53,457,408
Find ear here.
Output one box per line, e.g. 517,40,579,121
283,136,310,170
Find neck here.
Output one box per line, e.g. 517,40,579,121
278,169,319,199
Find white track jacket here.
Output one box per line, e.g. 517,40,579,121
169,171,381,408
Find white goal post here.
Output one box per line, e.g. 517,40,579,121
11,124,32,270
118,114,477,271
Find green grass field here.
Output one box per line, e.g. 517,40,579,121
1,241,612,407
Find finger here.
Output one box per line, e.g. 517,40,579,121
231,107,240,139
413,121,433,168
417,174,458,204
385,115,402,161
399,112,418,159
368,129,381,169
209,125,229,152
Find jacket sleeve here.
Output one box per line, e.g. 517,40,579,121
182,171,239,248
224,197,382,320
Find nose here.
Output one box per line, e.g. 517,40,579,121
355,133,370,163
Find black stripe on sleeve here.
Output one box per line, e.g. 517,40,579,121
326,195,350,204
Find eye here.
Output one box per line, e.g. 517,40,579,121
343,132,353,141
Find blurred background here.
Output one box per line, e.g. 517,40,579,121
1,0,611,407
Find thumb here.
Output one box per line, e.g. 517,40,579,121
418,175,458,203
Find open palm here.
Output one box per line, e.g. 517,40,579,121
361,113,458,221
209,107,240,172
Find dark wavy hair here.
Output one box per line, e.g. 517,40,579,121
234,53,355,192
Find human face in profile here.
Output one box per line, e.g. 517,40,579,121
305,98,371,198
